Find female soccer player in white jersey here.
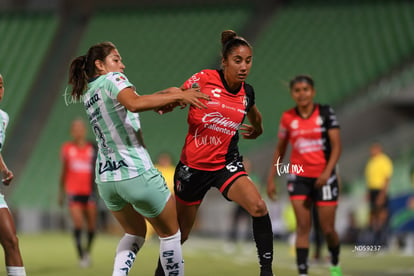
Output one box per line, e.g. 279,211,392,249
68,41,210,276
0,74,26,276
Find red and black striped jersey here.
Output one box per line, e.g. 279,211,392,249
180,69,255,170
278,104,339,178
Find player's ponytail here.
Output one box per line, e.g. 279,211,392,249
221,30,252,60
69,55,88,99
68,41,116,99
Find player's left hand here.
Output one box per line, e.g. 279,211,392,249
2,170,13,185
240,124,262,139
315,171,330,189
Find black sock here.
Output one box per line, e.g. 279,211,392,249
73,229,83,258
328,245,340,266
252,214,273,273
296,247,309,274
87,231,95,253
154,257,165,276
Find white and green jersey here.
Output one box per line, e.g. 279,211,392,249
84,72,154,182
0,109,9,152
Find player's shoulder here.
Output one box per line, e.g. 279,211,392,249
0,109,9,120
62,141,73,150
243,82,254,94
105,72,129,83
317,103,335,114
283,107,297,117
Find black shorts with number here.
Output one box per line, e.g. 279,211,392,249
174,157,247,205
286,173,339,206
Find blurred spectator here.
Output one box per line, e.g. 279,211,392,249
365,142,393,246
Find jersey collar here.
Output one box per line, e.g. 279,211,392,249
217,69,242,95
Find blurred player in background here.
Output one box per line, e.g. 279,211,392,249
0,74,26,276
155,30,274,276
68,41,209,276
267,75,342,276
59,118,97,267
365,142,393,246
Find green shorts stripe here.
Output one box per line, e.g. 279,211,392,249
97,168,170,218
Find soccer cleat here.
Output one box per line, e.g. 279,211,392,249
329,265,343,276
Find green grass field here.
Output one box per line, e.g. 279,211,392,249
0,232,413,275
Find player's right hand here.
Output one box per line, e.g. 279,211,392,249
180,88,210,109
267,179,277,201
2,170,13,185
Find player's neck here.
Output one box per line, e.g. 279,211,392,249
74,139,87,147
297,103,315,119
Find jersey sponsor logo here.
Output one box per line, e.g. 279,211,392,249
98,159,128,174
211,88,222,98
294,137,323,154
85,94,101,108
290,119,299,129
202,112,240,130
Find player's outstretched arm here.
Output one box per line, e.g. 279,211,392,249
118,87,209,113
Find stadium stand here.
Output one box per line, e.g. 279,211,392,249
0,12,57,133
249,0,414,145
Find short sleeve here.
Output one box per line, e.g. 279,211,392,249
243,83,255,112
278,112,289,140
320,104,340,129
105,72,134,99
183,71,206,90
0,111,9,152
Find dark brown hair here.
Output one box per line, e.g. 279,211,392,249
289,75,314,89
221,30,252,60
68,41,116,99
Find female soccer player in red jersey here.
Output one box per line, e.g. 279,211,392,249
266,75,342,276
0,74,26,276
155,30,274,276
59,118,97,267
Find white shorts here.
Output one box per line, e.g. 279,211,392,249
0,194,9,209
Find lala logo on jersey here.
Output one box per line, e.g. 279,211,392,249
98,159,128,174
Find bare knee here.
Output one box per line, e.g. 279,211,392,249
1,234,20,253
247,199,268,217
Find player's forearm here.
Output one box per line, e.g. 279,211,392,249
248,107,263,135
0,153,8,172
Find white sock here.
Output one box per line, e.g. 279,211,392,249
6,266,26,276
112,234,145,276
159,230,184,276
